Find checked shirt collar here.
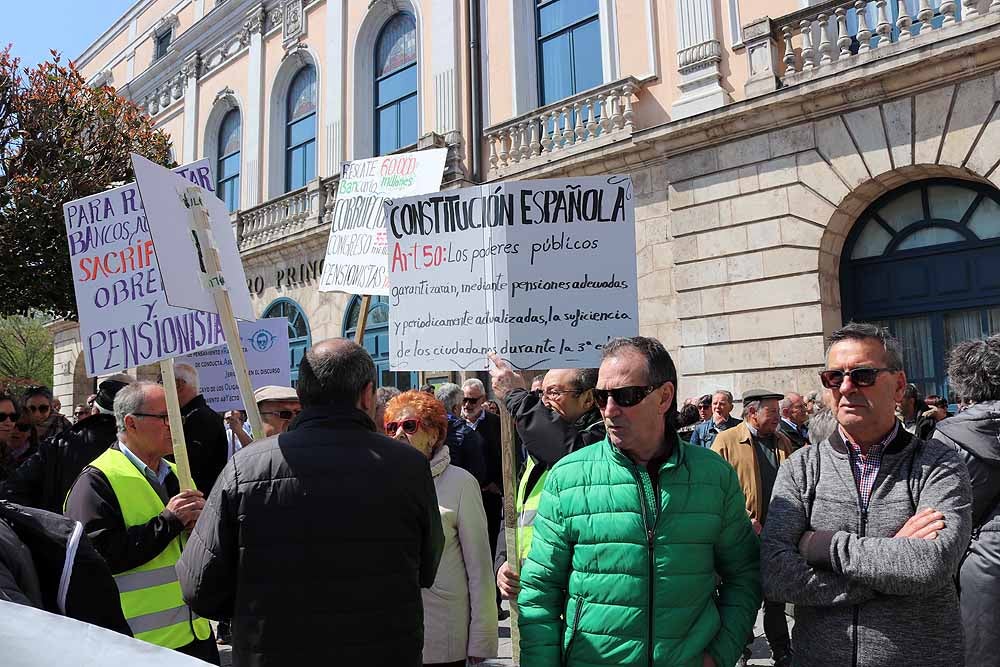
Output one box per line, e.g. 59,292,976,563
840,421,899,511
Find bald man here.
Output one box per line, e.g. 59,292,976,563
778,392,809,451
179,339,443,667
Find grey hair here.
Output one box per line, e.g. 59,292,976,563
174,363,200,392
948,335,1000,403
375,386,401,408
808,405,838,446
804,390,820,403
778,397,792,411
114,381,156,434
461,378,486,394
742,399,763,419
436,383,463,414
826,321,904,371
712,390,734,403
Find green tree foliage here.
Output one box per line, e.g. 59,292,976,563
0,314,53,395
0,46,173,318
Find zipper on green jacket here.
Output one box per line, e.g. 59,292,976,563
631,463,659,667
563,594,584,666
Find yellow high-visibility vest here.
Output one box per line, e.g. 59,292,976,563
88,448,211,649
515,456,547,565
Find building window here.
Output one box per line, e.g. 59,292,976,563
154,29,172,61
374,13,418,156
263,298,311,386
842,179,1000,403
536,0,602,106
343,295,419,390
217,108,241,212
285,66,317,192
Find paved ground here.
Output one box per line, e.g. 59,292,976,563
217,604,790,666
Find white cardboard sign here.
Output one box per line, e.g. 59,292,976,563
318,148,447,296
63,159,231,377
179,318,290,412
387,176,638,371
131,153,254,321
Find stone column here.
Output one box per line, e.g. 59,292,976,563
243,5,266,208
671,0,732,120
324,0,344,175
182,53,200,163
742,17,779,98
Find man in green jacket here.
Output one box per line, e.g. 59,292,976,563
518,336,762,667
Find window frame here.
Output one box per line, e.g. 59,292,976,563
373,13,419,157
534,0,602,107
284,66,318,193
154,29,172,61
216,108,241,212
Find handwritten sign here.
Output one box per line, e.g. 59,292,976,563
318,148,447,296
179,318,290,412
131,154,254,321
387,176,638,371
63,160,232,377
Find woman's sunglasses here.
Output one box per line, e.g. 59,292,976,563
592,383,664,409
385,419,421,435
818,367,895,389
26,405,50,414
0,412,18,423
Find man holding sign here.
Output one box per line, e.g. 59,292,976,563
65,382,216,662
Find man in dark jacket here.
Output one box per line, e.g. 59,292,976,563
932,334,1000,667
487,356,605,600
1,375,132,513
177,339,444,667
761,322,972,667
777,391,809,451
435,382,488,484
171,363,228,495
0,500,130,634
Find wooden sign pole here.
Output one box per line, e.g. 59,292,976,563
160,357,195,492
354,294,372,344
498,402,521,664
182,187,266,442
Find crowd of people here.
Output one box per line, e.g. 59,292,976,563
0,322,999,667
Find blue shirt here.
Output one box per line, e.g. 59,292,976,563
118,440,172,486
689,416,742,448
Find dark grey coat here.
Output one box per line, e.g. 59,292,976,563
761,427,972,667
932,402,1000,667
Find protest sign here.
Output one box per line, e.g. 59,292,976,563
63,160,228,377
131,154,254,321
387,175,638,371
318,148,447,296
179,318,290,412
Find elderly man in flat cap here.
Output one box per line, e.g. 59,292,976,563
712,388,795,667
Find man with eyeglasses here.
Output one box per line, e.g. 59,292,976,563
73,404,91,424
65,381,217,663
487,356,605,607
517,336,761,667
761,321,972,667
23,386,71,443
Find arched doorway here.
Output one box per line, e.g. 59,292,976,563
841,178,1000,401
263,297,311,386
343,295,419,390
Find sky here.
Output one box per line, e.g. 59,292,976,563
2,1,137,69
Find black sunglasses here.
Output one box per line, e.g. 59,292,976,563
593,383,665,409
0,412,18,422
385,418,421,435
261,409,300,420
819,367,896,389
462,397,482,404
26,404,50,414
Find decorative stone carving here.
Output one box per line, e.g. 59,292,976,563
154,13,180,35
671,0,732,120
214,86,237,106
283,0,305,46
240,5,267,45
743,17,780,98
182,52,201,80
91,70,113,88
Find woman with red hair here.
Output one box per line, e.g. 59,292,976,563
384,390,498,667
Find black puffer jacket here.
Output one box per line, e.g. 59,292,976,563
0,501,130,634
0,414,118,513
932,401,1000,667
177,405,444,667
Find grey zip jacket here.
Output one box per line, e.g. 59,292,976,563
761,427,972,667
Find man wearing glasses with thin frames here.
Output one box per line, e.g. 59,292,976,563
761,321,972,667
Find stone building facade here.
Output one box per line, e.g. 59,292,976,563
51,0,1000,411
